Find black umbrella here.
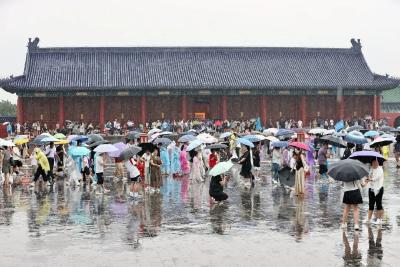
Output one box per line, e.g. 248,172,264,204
138,143,157,153
278,166,295,187
319,135,347,148
88,134,104,143
88,139,110,148
205,143,228,150
119,146,142,160
327,159,369,182
126,131,141,140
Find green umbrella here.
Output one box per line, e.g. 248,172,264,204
53,133,66,140
209,161,234,176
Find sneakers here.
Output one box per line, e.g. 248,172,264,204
103,189,110,194
340,223,347,229
354,224,360,231
374,219,382,225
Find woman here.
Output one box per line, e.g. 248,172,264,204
209,174,229,203
160,146,170,175
271,147,282,183
33,148,50,191
141,150,152,189
150,150,162,192
208,149,219,170
190,151,203,182
125,156,141,199
238,145,252,188
252,146,261,180
95,152,110,194
293,150,308,196
364,159,384,225
341,179,363,231
179,144,190,175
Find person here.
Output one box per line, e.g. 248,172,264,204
81,155,92,186
141,150,152,189
160,146,170,175
114,156,125,180
190,150,203,182
341,179,363,231
45,142,56,185
209,174,229,203
341,144,352,160
317,143,329,180
33,148,50,191
2,147,12,188
150,150,162,192
293,150,308,196
125,156,141,199
363,159,384,225
394,135,400,168
238,145,252,188
56,144,66,173
169,142,181,176
208,149,219,170
252,146,261,181
95,152,109,194
179,144,190,175
271,147,282,184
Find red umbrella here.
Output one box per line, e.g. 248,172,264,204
289,141,311,151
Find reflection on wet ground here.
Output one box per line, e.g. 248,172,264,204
1,160,400,266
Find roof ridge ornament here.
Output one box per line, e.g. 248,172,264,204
350,38,362,52
27,37,40,51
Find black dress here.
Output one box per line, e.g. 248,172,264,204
209,175,228,201
239,151,252,178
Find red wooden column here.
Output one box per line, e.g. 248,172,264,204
17,96,24,123
141,95,147,125
374,95,381,120
260,95,267,126
300,96,306,124
99,96,105,130
58,96,64,126
181,95,187,121
222,96,227,120
337,97,345,120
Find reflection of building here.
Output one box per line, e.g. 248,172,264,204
381,86,400,126
1,38,399,127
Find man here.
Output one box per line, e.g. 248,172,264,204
317,142,329,180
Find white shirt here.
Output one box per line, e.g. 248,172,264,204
45,146,56,158
272,149,282,165
95,155,104,173
125,159,140,178
369,166,384,195
343,180,362,192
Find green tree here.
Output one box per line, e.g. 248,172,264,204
0,100,16,116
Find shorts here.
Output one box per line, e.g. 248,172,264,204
130,175,140,183
369,188,384,211
96,172,104,185
319,164,328,175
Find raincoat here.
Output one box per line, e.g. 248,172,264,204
34,148,50,172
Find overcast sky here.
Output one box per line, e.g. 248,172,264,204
0,0,399,103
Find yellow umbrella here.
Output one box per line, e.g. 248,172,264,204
55,139,69,145
14,138,29,145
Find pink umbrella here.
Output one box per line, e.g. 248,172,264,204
108,142,128,158
289,141,311,152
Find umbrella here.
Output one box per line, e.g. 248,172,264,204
88,134,104,143
275,129,295,137
236,138,255,148
53,133,66,139
364,130,379,138
271,141,289,148
108,142,128,158
178,135,196,143
390,127,400,133
209,161,234,176
322,129,335,136
288,142,310,151
126,131,141,140
263,128,278,136
94,144,119,153
119,146,142,160
148,128,162,136
308,128,326,135
187,140,204,151
40,132,52,137
344,131,368,145
266,136,279,142
2,122,9,125
181,131,197,136
380,126,394,133
71,135,89,143
32,135,47,145
159,131,173,136
0,139,15,147
68,146,91,157
55,140,69,145
88,140,110,148
219,132,233,139
243,135,263,143
347,125,364,132
67,135,78,142
278,166,295,187
327,159,369,182
14,138,29,145
349,151,386,165
205,143,228,150
380,134,396,141
319,135,347,148
333,130,348,137
370,137,393,148
138,143,157,153
41,136,59,143
153,137,172,146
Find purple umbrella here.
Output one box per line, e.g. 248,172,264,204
108,142,128,158
349,151,385,165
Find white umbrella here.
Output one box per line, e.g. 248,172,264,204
94,144,119,153
263,128,278,136
148,128,162,136
255,134,267,141
187,140,204,151
159,131,173,136
309,128,326,135
265,136,279,142
0,139,15,147
209,161,234,176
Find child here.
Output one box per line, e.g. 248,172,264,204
125,156,141,199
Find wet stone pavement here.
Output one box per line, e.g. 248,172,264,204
1,160,400,267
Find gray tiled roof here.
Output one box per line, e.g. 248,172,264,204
1,39,399,92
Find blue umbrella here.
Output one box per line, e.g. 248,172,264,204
364,130,379,138
236,138,255,148
347,125,364,132
40,136,59,143
68,146,91,157
275,129,294,137
71,135,89,143
243,135,263,143
219,132,233,139
271,141,289,148
187,140,203,151
344,131,368,145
